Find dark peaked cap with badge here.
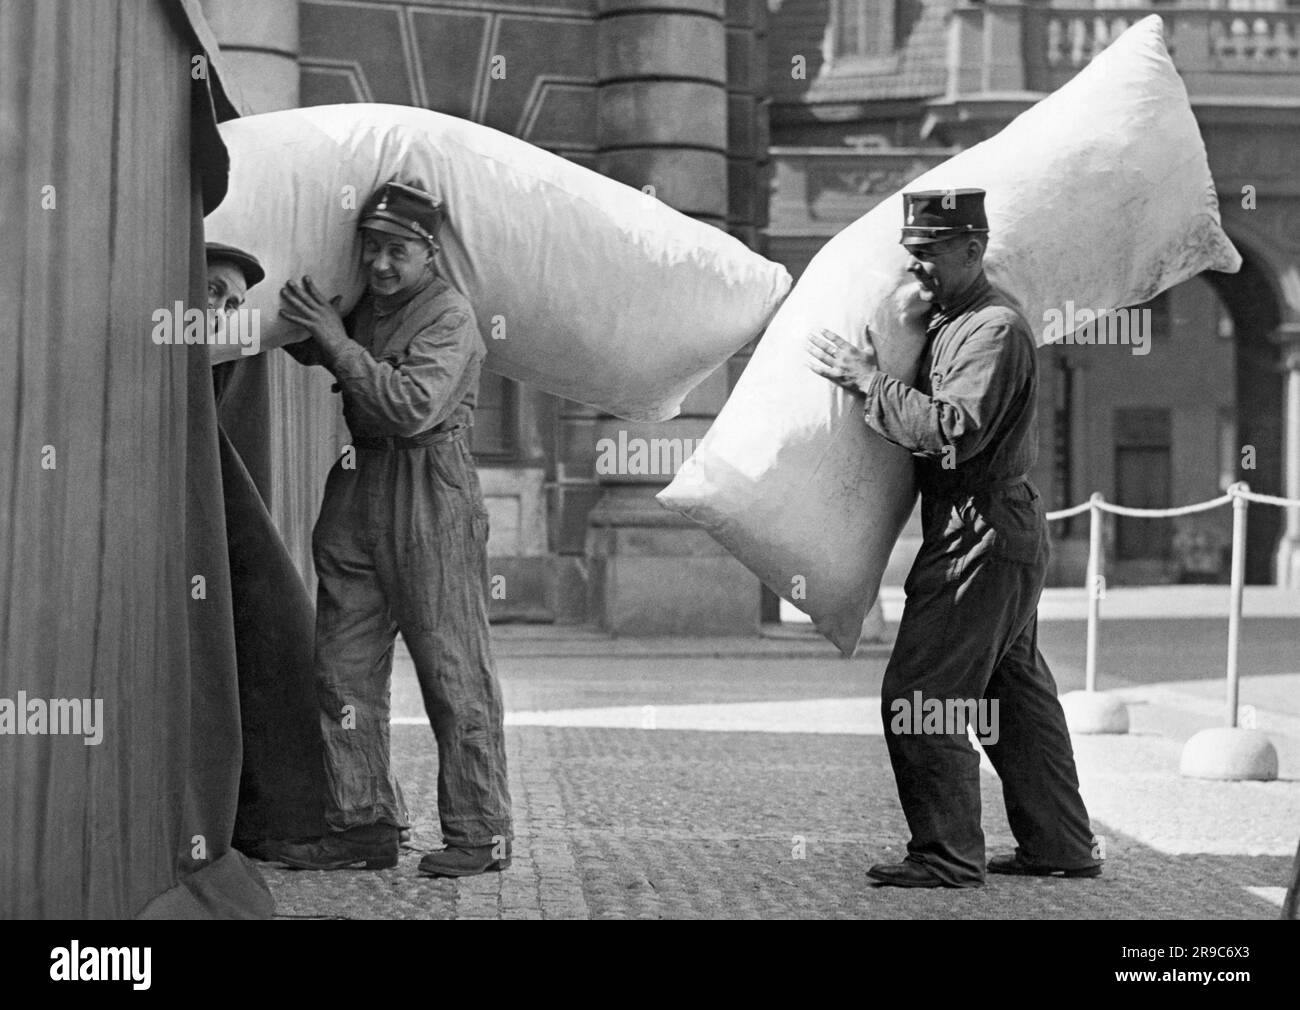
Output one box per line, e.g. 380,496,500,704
360,181,444,246
205,241,265,287
900,188,989,248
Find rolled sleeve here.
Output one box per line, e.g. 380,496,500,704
329,308,482,437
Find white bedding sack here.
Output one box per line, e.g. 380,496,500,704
206,104,791,421
658,16,1241,655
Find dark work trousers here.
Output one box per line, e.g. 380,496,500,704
881,480,1096,885
311,424,513,848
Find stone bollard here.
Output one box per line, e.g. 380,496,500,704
1060,689,1130,734
1180,727,1278,781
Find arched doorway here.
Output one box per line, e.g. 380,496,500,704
1204,243,1286,584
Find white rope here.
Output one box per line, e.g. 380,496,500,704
1237,489,1300,509
1045,486,1300,522
1045,501,1092,521
1040,482,1299,717
1096,495,1234,518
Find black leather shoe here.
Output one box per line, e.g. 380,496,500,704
866,859,958,888
275,825,399,871
418,844,511,878
237,837,316,863
987,853,1102,878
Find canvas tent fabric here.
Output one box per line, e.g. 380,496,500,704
658,16,1242,655
0,0,273,919
204,103,792,421
214,415,328,849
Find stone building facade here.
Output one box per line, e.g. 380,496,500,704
200,0,774,631
198,0,1300,640
767,0,1300,588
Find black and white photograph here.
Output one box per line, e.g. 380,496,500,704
1,0,1298,974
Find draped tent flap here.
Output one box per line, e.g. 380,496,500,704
0,0,270,919
172,0,246,124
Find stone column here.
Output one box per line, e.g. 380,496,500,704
725,0,769,250
198,0,299,113
581,0,760,634
1276,336,1300,587
595,0,728,224
201,0,344,593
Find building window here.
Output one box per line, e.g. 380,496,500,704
1113,408,1172,561
471,372,518,460
828,0,903,66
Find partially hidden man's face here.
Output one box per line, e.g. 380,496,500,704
905,237,983,305
360,228,434,297
206,261,248,337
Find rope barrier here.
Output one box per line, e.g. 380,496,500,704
1034,482,1300,717
1045,486,1300,520
1044,500,1092,521
1238,488,1300,509
1094,495,1234,518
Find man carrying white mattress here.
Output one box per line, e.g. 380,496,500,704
274,181,513,877
806,189,1101,888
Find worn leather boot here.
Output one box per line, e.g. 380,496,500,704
866,858,958,888
275,824,400,870
987,852,1102,878
418,843,511,878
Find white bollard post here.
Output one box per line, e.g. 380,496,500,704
1086,492,1103,694
1062,493,1128,733
1225,482,1247,728
1180,482,1278,781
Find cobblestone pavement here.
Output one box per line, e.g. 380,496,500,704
260,617,1300,920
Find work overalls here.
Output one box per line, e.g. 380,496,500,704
861,273,1096,885
293,272,513,849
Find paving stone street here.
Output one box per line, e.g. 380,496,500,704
260,590,1300,920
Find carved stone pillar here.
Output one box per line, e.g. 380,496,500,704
1276,336,1300,587
581,0,760,634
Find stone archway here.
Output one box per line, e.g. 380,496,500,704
1203,228,1295,584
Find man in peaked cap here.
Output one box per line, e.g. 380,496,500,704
206,241,264,320
805,188,1101,888
275,179,513,878
207,241,266,401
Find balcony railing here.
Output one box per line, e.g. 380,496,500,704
949,5,1300,102
1042,11,1175,69
1041,7,1300,69
1208,13,1300,65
